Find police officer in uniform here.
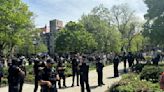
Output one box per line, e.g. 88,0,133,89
127,52,134,68
38,59,59,92
122,52,127,73
8,58,25,92
96,56,105,86
113,53,120,77
18,58,26,92
33,57,45,92
79,56,90,92
57,60,67,88
71,55,79,87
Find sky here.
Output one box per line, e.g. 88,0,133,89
22,0,148,28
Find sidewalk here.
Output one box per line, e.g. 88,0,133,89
0,62,125,92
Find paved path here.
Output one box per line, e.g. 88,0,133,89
0,62,125,92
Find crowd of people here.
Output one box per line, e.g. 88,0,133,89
0,49,164,92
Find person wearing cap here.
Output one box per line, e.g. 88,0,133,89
71,55,80,87
127,52,134,68
33,58,45,92
38,59,59,92
96,56,105,86
79,56,90,92
18,58,26,92
57,59,67,88
113,53,120,77
8,58,25,92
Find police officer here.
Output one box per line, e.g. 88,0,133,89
38,59,59,92
18,58,26,92
71,55,80,87
8,58,25,92
122,52,127,73
33,57,45,92
113,53,120,77
57,60,67,88
96,56,105,86
79,56,90,92
127,52,134,68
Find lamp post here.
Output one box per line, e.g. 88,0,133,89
33,38,37,55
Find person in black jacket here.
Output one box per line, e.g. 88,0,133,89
127,52,134,68
38,59,59,92
122,52,127,73
18,58,26,92
79,56,90,92
71,55,80,87
8,58,25,92
33,58,45,92
96,56,105,86
57,60,67,88
113,53,120,77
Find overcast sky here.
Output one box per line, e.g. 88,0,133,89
23,0,148,27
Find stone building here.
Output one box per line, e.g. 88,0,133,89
40,19,63,57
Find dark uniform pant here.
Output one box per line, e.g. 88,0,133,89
97,71,103,85
114,62,119,77
34,76,39,92
9,83,19,92
80,76,90,92
41,85,57,92
123,60,127,73
58,73,66,87
72,70,79,85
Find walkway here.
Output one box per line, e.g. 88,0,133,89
0,62,125,92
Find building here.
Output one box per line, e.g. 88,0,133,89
40,19,63,57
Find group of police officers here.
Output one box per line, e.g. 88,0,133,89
7,54,96,92
5,50,163,92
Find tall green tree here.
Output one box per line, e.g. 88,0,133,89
110,4,144,52
80,5,122,53
55,21,97,53
143,0,164,46
0,0,33,57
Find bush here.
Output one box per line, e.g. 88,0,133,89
132,64,145,73
25,74,34,83
109,73,163,92
140,65,163,82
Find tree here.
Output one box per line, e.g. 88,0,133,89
17,29,48,56
110,4,144,52
55,21,97,53
0,0,33,57
143,0,164,46
80,5,122,53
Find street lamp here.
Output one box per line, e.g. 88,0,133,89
33,38,37,55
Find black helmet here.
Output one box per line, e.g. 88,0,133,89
12,58,19,65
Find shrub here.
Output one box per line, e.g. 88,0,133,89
132,64,145,73
140,65,163,82
25,74,34,83
109,73,163,92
